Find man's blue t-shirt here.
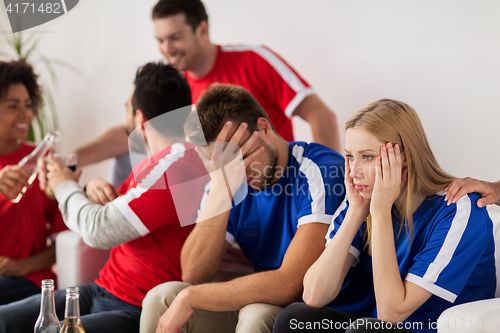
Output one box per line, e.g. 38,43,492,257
326,192,496,332
226,141,345,272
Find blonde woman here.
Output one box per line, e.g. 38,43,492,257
273,99,496,333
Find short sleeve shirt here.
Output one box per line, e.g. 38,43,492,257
226,142,345,272
370,192,496,333
0,142,66,287
187,45,314,142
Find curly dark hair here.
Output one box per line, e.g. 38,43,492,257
0,59,42,115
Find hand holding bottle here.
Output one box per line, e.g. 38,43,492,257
0,165,31,200
46,155,82,194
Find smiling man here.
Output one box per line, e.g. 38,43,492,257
62,0,340,194
139,83,345,333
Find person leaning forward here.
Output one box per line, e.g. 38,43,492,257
140,83,346,333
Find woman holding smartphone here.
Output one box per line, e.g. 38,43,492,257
274,99,495,333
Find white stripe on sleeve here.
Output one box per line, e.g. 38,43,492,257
406,273,457,303
325,197,348,246
285,88,315,118
292,144,329,226
221,45,315,117
422,195,471,284
111,143,186,236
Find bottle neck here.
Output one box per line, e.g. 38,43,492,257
64,294,80,319
40,285,56,316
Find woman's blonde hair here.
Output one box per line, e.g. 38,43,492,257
345,99,455,250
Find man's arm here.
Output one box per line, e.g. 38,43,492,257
445,178,500,207
74,125,129,167
180,173,234,284
293,94,340,152
159,222,328,332
54,180,141,249
187,223,327,308
181,122,264,284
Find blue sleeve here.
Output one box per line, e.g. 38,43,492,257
296,145,345,227
324,198,364,264
406,194,493,303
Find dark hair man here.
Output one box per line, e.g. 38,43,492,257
60,0,340,199
140,83,345,333
0,63,205,333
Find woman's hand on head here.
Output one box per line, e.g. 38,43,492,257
345,157,370,221
370,142,407,217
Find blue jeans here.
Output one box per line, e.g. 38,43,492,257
0,283,141,333
0,277,40,305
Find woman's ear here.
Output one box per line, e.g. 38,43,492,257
402,166,408,183
401,151,408,167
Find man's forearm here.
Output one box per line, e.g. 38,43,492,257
310,111,340,152
181,268,302,312
74,125,129,167
181,180,233,284
55,180,141,249
293,95,341,152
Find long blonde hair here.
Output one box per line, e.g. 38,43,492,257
345,99,455,250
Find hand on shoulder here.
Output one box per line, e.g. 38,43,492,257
445,178,500,208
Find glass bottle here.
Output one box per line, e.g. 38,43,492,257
34,279,61,333
60,287,86,333
12,131,59,203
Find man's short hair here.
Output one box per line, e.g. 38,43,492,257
152,0,208,32
185,83,274,146
132,62,192,137
0,58,42,115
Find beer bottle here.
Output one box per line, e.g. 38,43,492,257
12,131,59,203
60,287,85,333
34,279,61,333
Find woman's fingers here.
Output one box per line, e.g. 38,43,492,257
0,184,18,200
380,146,389,180
375,156,382,184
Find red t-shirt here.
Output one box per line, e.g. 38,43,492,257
0,142,66,287
187,45,314,142
95,142,207,307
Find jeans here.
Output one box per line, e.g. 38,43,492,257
0,277,40,305
0,283,141,333
273,302,358,333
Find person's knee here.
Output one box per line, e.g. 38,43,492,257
273,302,308,332
142,281,191,310
237,303,283,333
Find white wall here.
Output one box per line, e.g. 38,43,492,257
1,0,499,184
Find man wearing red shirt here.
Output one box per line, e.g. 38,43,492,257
68,0,340,192
0,63,205,333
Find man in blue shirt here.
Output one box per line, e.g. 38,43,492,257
139,83,345,333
